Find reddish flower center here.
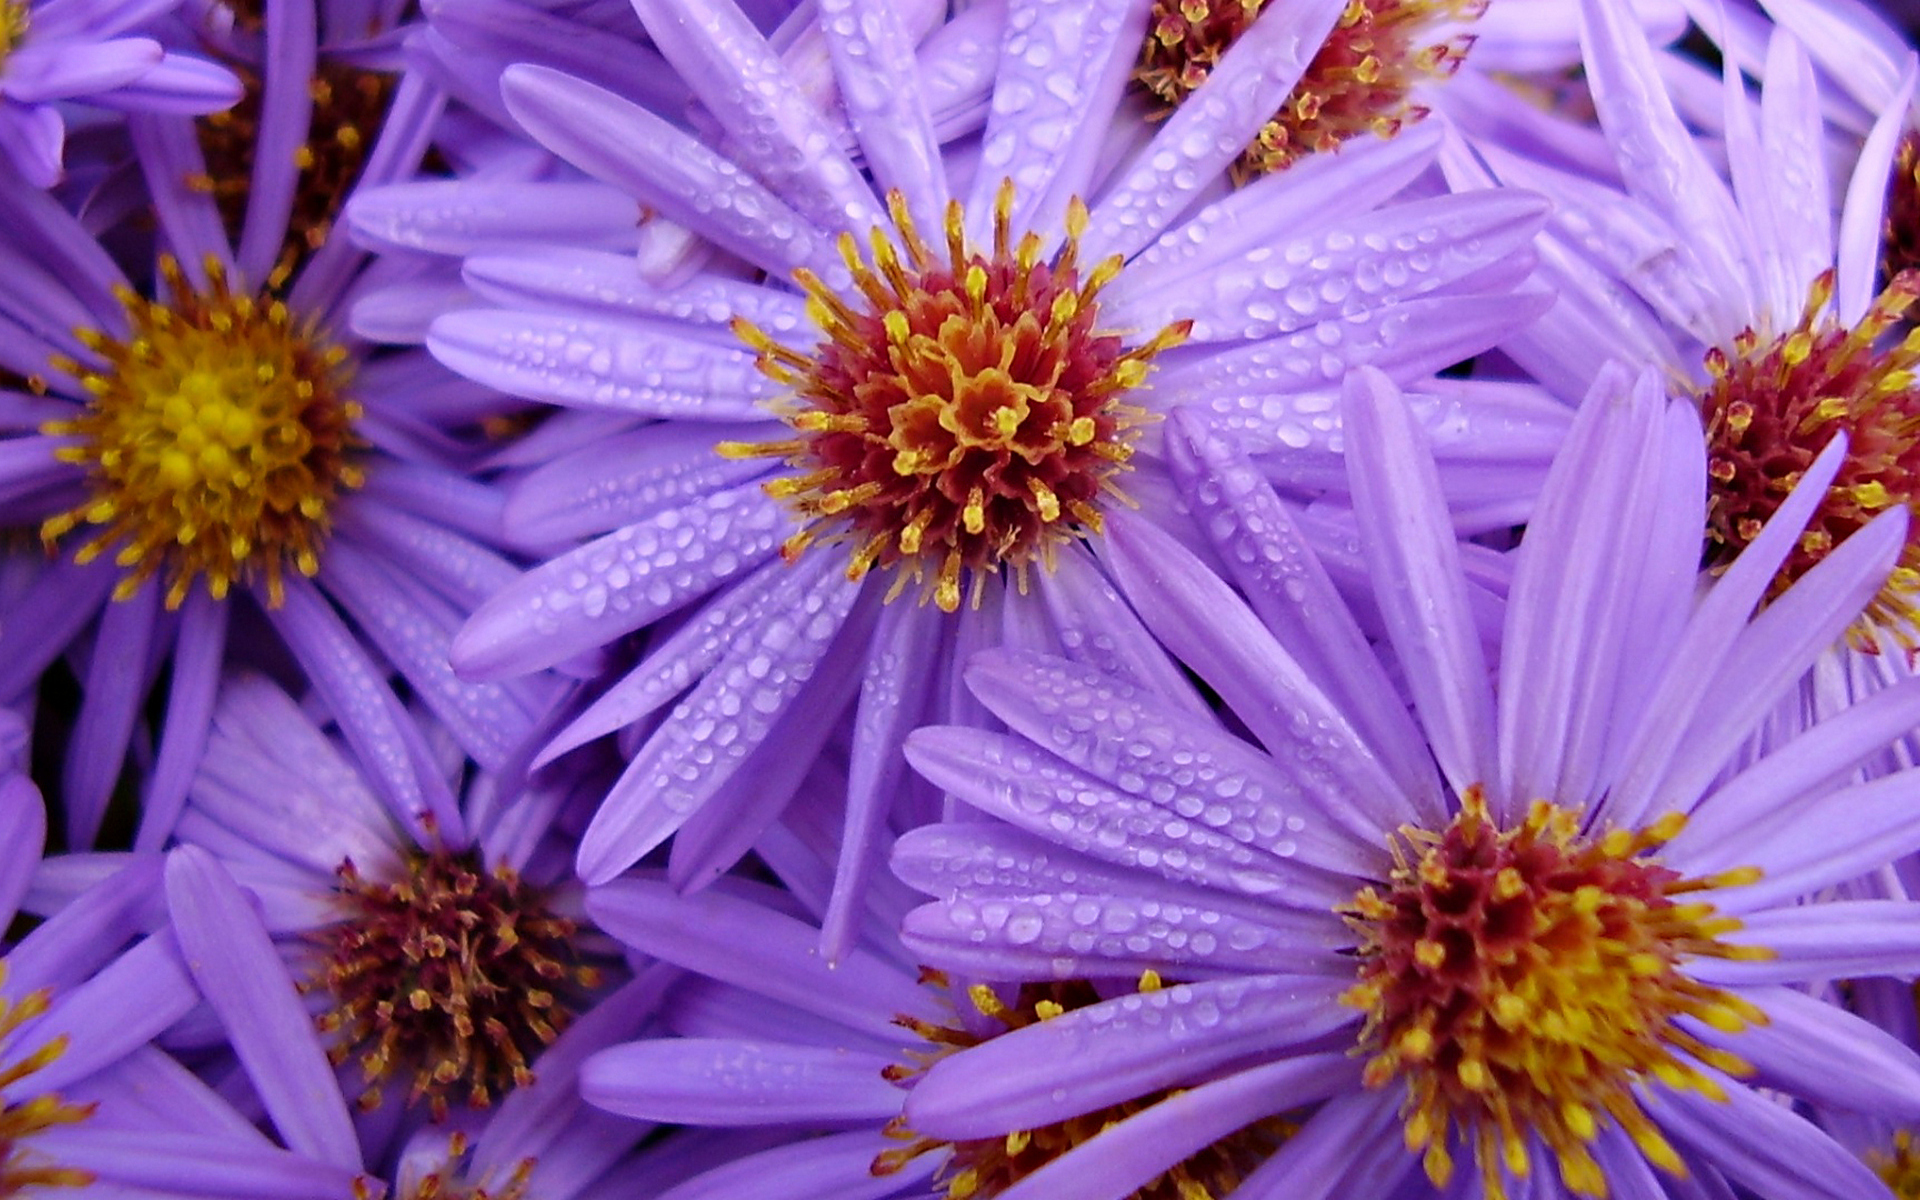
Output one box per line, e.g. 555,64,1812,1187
874,972,1290,1198
311,849,595,1119
1134,0,1483,180
39,254,362,609
1342,788,1770,1199
724,183,1188,612
1697,270,1920,640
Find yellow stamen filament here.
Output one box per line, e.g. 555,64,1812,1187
1342,787,1772,1200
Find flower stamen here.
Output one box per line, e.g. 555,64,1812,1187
1342,787,1771,1199
723,182,1188,613
39,254,361,608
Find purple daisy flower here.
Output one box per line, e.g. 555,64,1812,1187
1457,0,1920,643
0,0,559,851
0,0,241,188
889,366,1920,1200
422,0,1557,957
45,668,622,1126
49,843,688,1200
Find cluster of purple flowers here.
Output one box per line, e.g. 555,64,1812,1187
9,0,1920,1197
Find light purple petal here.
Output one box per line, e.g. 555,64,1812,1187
655,1128,932,1200
31,1130,367,1200
499,64,848,288
135,589,227,851
1230,1086,1413,1200
1080,0,1347,262
586,879,936,1042
453,482,787,679
905,974,1352,1140
1691,767,1920,912
631,0,879,237
1681,985,1920,1119
577,561,862,885
1,38,160,103
1697,900,1920,984
63,579,160,849
1649,1072,1891,1200
583,1038,901,1126
1102,508,1431,838
163,846,360,1170
1340,366,1496,807
0,775,45,926
964,0,1152,244
817,0,949,233
1835,62,1916,325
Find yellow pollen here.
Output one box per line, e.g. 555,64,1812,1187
0,962,97,1197
1696,269,1920,645
727,184,1186,612
1342,786,1770,1200
1134,0,1484,181
0,1,26,63
39,255,360,609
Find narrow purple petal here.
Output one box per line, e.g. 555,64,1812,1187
586,879,937,1041
1203,1087,1409,1200
234,0,314,284
1694,768,1920,912
266,575,464,847
1340,366,1497,806
996,1054,1359,1200
655,1128,933,1200
1698,900,1920,984
583,1038,901,1126
905,974,1352,1140
1683,985,1920,1119
1649,1073,1890,1200
817,0,949,233
454,483,787,679
1099,507,1426,841
1669,678,1920,864
163,846,360,1170
62,580,160,848
964,0,1152,244
821,597,942,964
1836,64,1916,324
427,308,774,418
135,589,227,851
32,1130,367,1200
0,775,45,926
577,563,862,884
1,38,160,103
1081,0,1347,262
631,0,880,237
23,934,198,1093
499,64,848,288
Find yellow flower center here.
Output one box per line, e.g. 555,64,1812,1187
39,255,362,608
1134,0,1484,181
1697,269,1920,642
0,965,97,1198
874,971,1292,1199
310,850,597,1120
1341,787,1772,1199
723,183,1188,612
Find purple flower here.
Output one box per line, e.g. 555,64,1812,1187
59,669,619,1125
416,0,1556,959
0,0,558,850
42,843,686,1200
0,0,241,187
890,366,1920,1200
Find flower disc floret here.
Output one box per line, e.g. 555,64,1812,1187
724,183,1189,613
40,254,362,608
874,971,1289,1198
1341,788,1772,1199
1697,269,1920,640
0,966,96,1198
311,850,595,1119
1134,0,1483,180
0,1,27,63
